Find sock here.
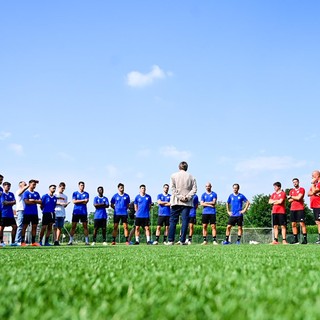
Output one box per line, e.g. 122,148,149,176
45,237,49,244
85,237,89,243
225,235,229,242
69,236,73,242
294,234,298,241
32,236,36,243
93,237,96,242
156,236,159,241
163,235,167,242
146,235,150,242
303,233,307,239
113,237,116,242
135,236,140,242
213,236,216,241
125,237,128,242
237,235,241,241
274,238,278,242
203,236,207,242
188,236,192,241
318,234,320,241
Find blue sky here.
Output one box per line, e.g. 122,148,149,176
1,1,319,220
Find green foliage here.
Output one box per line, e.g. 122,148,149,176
1,245,320,319
246,194,273,227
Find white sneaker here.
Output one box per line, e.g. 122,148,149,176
91,242,95,246
201,241,208,245
152,241,158,245
212,241,218,245
165,241,174,246
102,242,107,246
186,240,192,245
175,241,182,245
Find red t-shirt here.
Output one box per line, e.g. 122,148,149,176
270,191,286,214
289,187,305,211
309,182,320,209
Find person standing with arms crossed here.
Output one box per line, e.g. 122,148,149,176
166,161,197,245
307,170,320,244
185,194,199,245
68,181,90,245
15,181,29,244
288,178,307,244
269,182,288,245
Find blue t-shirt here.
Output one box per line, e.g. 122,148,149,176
23,190,41,215
111,193,130,216
227,193,248,217
134,194,152,218
157,193,171,217
41,194,57,213
72,191,89,215
94,196,109,219
189,195,199,218
201,191,217,214
1,192,15,218
0,186,3,211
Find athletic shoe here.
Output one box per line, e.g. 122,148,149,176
165,241,174,246
21,242,27,247
125,241,129,245
175,241,182,245
315,240,320,244
282,240,288,245
111,241,116,245
291,240,299,245
11,242,19,247
301,239,307,245
54,241,60,246
85,242,90,246
201,241,208,245
39,242,43,246
0,242,6,247
186,240,192,245
91,242,96,246
129,241,134,245
180,242,188,245
236,240,241,245
44,242,52,246
152,241,159,245
270,240,279,245
222,241,231,245
32,242,41,247
103,242,108,246
67,241,73,245
133,241,140,245
212,241,218,245
147,241,153,245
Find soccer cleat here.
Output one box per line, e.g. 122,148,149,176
129,241,134,245
236,240,241,245
315,240,320,244
11,242,18,247
212,241,218,245
175,241,182,245
39,242,43,246
201,241,208,245
103,242,108,246
44,242,52,246
67,241,73,246
0,242,6,247
165,241,174,246
270,240,279,245
125,241,129,245
222,241,231,245
111,241,116,245
180,242,188,245
21,242,27,247
32,242,41,247
282,240,288,245
54,241,60,246
291,240,299,245
186,240,192,245
147,241,153,245
91,242,96,246
133,241,140,245
301,239,307,245
85,242,90,246
152,241,159,245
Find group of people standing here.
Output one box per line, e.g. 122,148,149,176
0,165,320,246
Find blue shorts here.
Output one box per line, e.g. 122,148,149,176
55,216,65,228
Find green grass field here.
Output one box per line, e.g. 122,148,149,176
1,244,320,320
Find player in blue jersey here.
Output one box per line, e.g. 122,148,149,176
92,186,109,246
185,194,199,245
0,174,4,222
200,182,218,245
68,181,90,245
21,179,42,246
134,185,152,245
153,184,171,245
39,185,57,246
223,183,250,245
0,182,18,246
111,183,130,245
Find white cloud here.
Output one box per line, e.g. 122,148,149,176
126,65,171,88
159,146,191,160
0,131,11,140
235,156,306,172
9,143,24,156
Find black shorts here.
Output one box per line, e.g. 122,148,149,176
313,208,320,221
157,216,170,227
42,212,56,226
272,214,287,226
23,214,39,225
202,214,216,225
94,219,107,229
228,216,243,227
114,215,128,224
1,217,17,227
72,214,88,223
189,217,197,224
135,217,150,227
290,210,305,223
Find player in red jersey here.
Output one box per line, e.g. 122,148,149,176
269,182,287,244
307,170,320,244
288,178,307,244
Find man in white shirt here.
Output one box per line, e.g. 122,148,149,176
15,181,29,244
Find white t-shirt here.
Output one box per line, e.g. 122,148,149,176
55,192,68,218
15,189,26,211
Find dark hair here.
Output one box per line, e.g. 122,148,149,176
233,183,240,189
97,186,104,192
179,161,188,171
59,182,66,187
163,183,169,188
78,181,85,185
0,174,3,179
29,179,38,184
273,182,281,188
292,178,299,182
118,183,124,188
49,185,56,189
3,182,11,186
140,184,146,189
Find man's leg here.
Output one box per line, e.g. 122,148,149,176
83,222,89,244
180,207,190,243
202,223,208,244
112,223,119,244
168,206,180,243
123,222,129,243
68,222,77,244
15,211,24,243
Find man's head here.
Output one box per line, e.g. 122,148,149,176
49,185,57,195
97,186,104,195
29,179,39,191
0,174,3,184
118,183,124,194
233,183,240,194
179,161,188,171
292,178,299,188
3,182,11,192
19,181,27,188
273,182,281,191
78,181,85,192
58,182,66,192
163,184,169,194
140,184,146,195
205,182,212,192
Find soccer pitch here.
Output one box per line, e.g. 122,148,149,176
1,245,319,320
